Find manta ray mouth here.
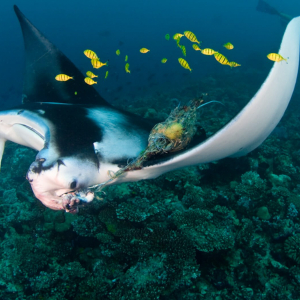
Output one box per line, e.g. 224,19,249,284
61,189,95,213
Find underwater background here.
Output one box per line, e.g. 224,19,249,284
1,0,300,299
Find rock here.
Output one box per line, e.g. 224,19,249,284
257,206,271,220
269,174,291,188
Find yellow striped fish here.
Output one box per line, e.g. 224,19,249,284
140,48,150,53
192,44,201,51
161,58,167,63
105,71,109,79
201,48,218,55
84,49,98,59
223,42,234,50
267,53,288,62
165,34,170,40
55,74,73,81
173,33,184,40
227,61,241,68
214,53,229,65
84,77,97,85
125,55,128,62
178,58,192,71
86,71,98,78
184,31,200,44
91,59,107,69
116,49,120,55
125,63,130,73
181,45,186,56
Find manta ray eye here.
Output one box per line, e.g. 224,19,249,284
70,180,77,189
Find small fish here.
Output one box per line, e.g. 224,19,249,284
227,61,241,68
86,71,98,78
140,48,150,53
178,58,192,71
192,44,201,51
201,48,218,55
173,33,184,40
181,45,186,56
125,63,130,73
55,74,73,81
125,55,128,62
267,53,288,62
223,42,234,50
74,91,77,95
105,71,109,79
184,31,200,44
161,58,167,63
116,49,120,56
84,49,98,59
91,59,107,69
176,37,181,48
214,53,229,65
165,34,170,41
84,77,97,85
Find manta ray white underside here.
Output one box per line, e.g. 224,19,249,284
0,6,299,212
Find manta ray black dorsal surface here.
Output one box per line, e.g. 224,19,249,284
14,5,109,106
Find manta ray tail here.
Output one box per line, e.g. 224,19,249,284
14,5,109,106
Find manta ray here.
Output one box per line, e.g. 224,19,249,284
1,6,299,213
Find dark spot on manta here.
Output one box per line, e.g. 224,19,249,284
17,110,24,115
70,180,77,189
57,159,66,171
31,159,53,174
110,158,130,168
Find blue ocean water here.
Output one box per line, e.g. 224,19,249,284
1,0,299,108
1,1,300,299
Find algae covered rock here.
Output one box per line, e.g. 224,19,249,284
269,173,291,188
172,208,236,252
116,197,160,222
235,171,266,199
256,206,271,220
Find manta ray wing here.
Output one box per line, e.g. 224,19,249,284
120,16,300,182
0,106,49,168
13,5,109,106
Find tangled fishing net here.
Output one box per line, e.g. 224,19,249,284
92,96,205,193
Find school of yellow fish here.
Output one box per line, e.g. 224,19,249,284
164,31,242,72
81,49,109,85
55,29,287,85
